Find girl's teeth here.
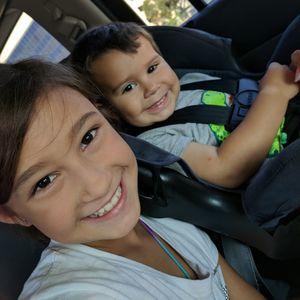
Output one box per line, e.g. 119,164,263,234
89,186,122,218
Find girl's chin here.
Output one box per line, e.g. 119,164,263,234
84,215,140,248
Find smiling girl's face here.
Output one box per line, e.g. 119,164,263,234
5,87,140,244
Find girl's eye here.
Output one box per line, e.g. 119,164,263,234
33,174,56,194
81,128,97,150
148,64,158,74
123,83,137,94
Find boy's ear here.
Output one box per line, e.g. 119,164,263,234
0,205,31,227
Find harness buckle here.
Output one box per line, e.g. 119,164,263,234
226,78,259,131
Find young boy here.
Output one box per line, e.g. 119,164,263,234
70,22,300,190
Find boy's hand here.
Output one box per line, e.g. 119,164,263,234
259,62,299,101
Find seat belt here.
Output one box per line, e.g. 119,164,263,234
127,77,300,143
128,78,257,136
127,104,233,136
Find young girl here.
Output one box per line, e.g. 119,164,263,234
0,59,264,299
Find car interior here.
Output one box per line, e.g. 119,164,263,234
0,0,300,299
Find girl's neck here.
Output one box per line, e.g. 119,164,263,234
85,219,198,280
84,220,147,256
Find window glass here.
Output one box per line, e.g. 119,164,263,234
0,12,69,63
124,0,197,26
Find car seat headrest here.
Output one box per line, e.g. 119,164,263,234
146,25,242,73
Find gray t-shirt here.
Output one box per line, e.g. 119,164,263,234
138,73,231,157
19,217,228,300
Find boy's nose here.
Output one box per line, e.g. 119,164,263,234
143,81,159,98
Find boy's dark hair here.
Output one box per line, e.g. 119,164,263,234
70,22,161,77
0,59,115,205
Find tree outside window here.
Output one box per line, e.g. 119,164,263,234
125,0,197,26
140,0,196,26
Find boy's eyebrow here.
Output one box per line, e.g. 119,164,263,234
112,77,131,94
14,111,98,191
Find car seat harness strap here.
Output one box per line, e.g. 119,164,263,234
180,78,238,95
128,78,259,135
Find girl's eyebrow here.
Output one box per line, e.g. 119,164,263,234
14,111,98,192
69,111,98,141
13,162,48,192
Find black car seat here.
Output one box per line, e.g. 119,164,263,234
124,133,300,259
141,24,300,254
183,0,300,73
132,25,300,298
1,24,300,299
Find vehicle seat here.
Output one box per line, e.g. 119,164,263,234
146,25,261,79
122,134,300,261
2,24,300,300
0,223,48,300
183,0,300,72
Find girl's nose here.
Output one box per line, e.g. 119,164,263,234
74,159,112,203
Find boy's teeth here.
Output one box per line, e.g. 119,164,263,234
149,96,165,109
89,186,122,218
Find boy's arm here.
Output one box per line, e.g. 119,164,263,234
181,62,300,188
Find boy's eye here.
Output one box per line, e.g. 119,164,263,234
148,64,158,73
81,128,97,150
34,174,56,194
123,83,137,94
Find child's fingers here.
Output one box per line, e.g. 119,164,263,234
295,66,300,83
291,50,300,65
285,50,300,82
290,50,300,75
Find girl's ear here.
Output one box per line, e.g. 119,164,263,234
0,205,32,227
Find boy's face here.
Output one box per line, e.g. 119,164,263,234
90,36,180,127
6,87,140,246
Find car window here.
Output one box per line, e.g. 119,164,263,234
0,12,69,64
124,0,197,26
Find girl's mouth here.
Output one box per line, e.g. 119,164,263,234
83,177,127,222
88,185,122,218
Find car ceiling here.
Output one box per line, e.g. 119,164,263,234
0,0,120,51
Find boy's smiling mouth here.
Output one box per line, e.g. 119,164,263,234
145,92,169,113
